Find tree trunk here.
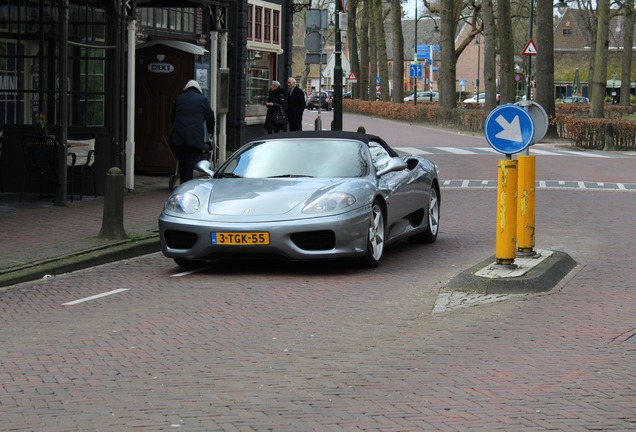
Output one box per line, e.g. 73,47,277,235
439,0,459,108
389,0,404,101
359,0,370,101
619,0,634,106
590,0,610,118
482,0,497,111
372,0,390,101
497,0,515,104
536,0,558,137
348,0,361,99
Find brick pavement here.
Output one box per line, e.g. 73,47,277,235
0,185,635,431
0,176,168,284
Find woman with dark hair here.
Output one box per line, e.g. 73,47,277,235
264,81,286,134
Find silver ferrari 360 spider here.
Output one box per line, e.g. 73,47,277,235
159,131,440,268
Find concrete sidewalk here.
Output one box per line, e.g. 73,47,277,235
0,175,170,288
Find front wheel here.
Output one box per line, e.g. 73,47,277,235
359,200,385,268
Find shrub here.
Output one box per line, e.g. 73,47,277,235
343,99,636,151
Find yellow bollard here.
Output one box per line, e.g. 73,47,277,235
496,159,518,265
517,155,536,255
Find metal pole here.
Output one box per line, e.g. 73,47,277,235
414,2,417,106
476,36,480,103
526,0,534,101
332,0,343,131
429,43,434,100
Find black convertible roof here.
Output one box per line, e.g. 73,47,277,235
249,130,399,157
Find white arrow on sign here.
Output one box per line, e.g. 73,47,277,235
494,114,522,143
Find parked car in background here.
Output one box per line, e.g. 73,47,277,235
562,96,589,104
343,91,352,99
306,91,333,110
463,93,500,104
404,91,439,102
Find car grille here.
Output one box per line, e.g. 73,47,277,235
290,230,336,251
164,230,198,249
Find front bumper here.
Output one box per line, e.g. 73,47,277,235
158,206,371,262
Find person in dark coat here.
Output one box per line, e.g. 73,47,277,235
264,81,286,134
170,80,215,184
286,77,305,132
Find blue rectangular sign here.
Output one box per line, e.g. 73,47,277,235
409,64,423,79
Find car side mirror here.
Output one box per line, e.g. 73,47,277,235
376,157,408,177
196,159,215,177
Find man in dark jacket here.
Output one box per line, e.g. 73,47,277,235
170,80,215,184
285,77,305,131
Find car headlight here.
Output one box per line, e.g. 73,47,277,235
303,192,356,214
165,192,200,214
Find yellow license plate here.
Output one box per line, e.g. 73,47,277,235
211,232,270,245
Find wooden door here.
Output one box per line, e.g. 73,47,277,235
135,45,194,173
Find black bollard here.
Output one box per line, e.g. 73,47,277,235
98,167,128,240
603,123,615,152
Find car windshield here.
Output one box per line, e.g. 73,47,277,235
217,139,370,178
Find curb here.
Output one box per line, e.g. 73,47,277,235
444,250,577,294
0,235,161,289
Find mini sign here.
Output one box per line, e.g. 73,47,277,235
148,63,174,73
522,39,537,56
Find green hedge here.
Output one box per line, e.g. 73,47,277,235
343,100,636,151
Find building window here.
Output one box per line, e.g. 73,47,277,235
264,8,271,43
563,28,573,35
141,7,194,33
254,6,262,41
245,50,272,117
0,2,107,127
247,5,253,39
273,10,280,44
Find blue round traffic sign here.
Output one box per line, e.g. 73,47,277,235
484,104,535,155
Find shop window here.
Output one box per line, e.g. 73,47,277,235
245,50,273,117
0,2,106,128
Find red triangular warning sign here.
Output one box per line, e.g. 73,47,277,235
347,71,358,80
522,39,537,56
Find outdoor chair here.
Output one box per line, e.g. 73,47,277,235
20,135,59,202
67,138,96,201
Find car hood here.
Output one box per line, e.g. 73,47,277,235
204,178,372,220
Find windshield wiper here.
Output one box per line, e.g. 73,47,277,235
268,174,313,178
218,172,243,178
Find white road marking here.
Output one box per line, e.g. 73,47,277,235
62,288,129,306
171,267,211,277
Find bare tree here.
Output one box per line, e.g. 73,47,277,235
536,0,558,136
357,0,375,100
372,0,391,100
590,0,610,118
438,0,462,108
482,0,498,110
617,0,634,106
389,0,405,101
347,0,362,98
497,0,515,104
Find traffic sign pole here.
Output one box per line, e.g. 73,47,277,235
496,159,518,266
517,155,536,256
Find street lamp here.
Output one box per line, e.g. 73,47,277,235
413,2,438,106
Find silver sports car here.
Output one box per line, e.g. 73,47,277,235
159,131,440,268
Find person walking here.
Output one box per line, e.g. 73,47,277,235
170,80,215,185
264,81,286,134
286,77,305,132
